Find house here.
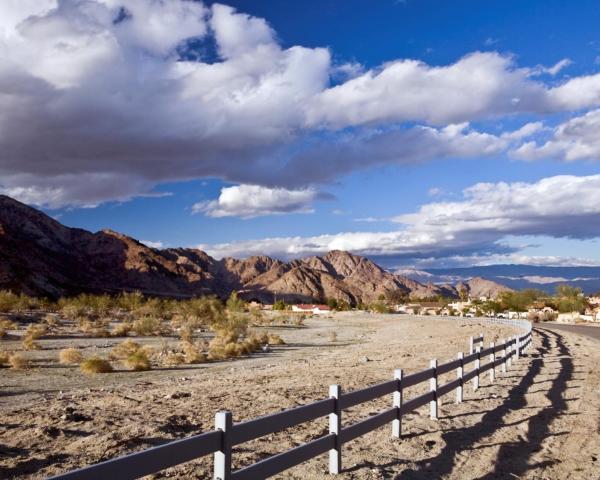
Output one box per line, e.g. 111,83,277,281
291,304,332,315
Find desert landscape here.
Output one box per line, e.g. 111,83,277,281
2,312,598,479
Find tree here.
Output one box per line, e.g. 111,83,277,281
327,298,338,310
273,299,287,311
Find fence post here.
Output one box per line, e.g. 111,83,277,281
515,335,520,361
489,342,495,382
329,384,342,474
456,352,463,404
479,332,484,351
214,411,232,480
473,347,480,391
392,369,403,438
469,336,474,355
430,359,438,420
507,338,513,368
501,338,507,374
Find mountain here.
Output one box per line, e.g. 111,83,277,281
401,264,600,295
0,195,510,303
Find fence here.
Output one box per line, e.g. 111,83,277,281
51,317,532,480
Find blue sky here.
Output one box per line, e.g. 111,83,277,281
2,0,600,268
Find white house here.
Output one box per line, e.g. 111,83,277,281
291,304,332,315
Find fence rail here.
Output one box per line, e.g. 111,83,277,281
50,317,532,480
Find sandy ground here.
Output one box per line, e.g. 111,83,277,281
1,313,599,479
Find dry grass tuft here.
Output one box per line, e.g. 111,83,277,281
80,357,113,374
0,350,10,366
328,331,338,343
165,352,186,366
111,322,132,337
268,333,286,345
0,318,16,338
59,347,83,365
109,339,142,360
181,341,207,364
124,350,151,371
22,324,47,350
9,352,30,369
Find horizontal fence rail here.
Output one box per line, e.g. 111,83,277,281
50,317,533,480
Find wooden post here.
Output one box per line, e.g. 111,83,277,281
507,338,512,368
430,359,438,420
479,332,484,351
214,411,232,480
501,338,507,374
392,369,403,438
456,352,463,404
489,342,495,382
469,336,474,355
473,347,480,391
329,384,342,474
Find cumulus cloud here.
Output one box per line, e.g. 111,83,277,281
192,184,329,218
1,2,600,208
199,175,600,261
140,240,164,249
512,109,600,162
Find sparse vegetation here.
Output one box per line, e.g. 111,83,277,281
80,357,113,374
9,352,30,369
124,350,151,371
22,324,47,350
59,348,84,365
0,318,16,338
0,350,9,366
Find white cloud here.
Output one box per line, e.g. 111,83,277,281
1,2,600,208
192,184,328,218
140,240,164,249
200,175,600,261
512,109,600,162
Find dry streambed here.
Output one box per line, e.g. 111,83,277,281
1,314,598,479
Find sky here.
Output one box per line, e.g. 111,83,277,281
1,0,600,269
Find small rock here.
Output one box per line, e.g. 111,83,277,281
359,356,370,363
164,392,191,400
425,440,436,449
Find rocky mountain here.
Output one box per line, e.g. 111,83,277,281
0,195,510,303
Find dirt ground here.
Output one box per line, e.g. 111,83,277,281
1,313,599,479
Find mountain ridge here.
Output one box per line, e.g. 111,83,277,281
0,195,510,302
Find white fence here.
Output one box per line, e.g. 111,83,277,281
51,317,533,480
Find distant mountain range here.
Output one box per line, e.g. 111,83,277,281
397,265,600,295
0,195,510,303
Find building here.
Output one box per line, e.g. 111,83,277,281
291,304,332,315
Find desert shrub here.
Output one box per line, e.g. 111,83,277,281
226,291,246,313
116,291,144,311
181,340,207,364
79,318,110,337
124,350,151,371
273,300,287,311
268,333,286,345
328,331,338,343
43,313,62,328
109,339,142,360
111,322,132,337
179,323,195,343
80,357,113,374
0,291,19,312
132,316,169,336
293,315,305,326
9,352,30,369
0,350,9,366
59,348,83,365
0,318,16,338
165,352,185,366
22,324,47,350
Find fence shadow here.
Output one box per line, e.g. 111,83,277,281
384,328,575,479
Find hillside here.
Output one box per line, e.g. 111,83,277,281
0,195,509,303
